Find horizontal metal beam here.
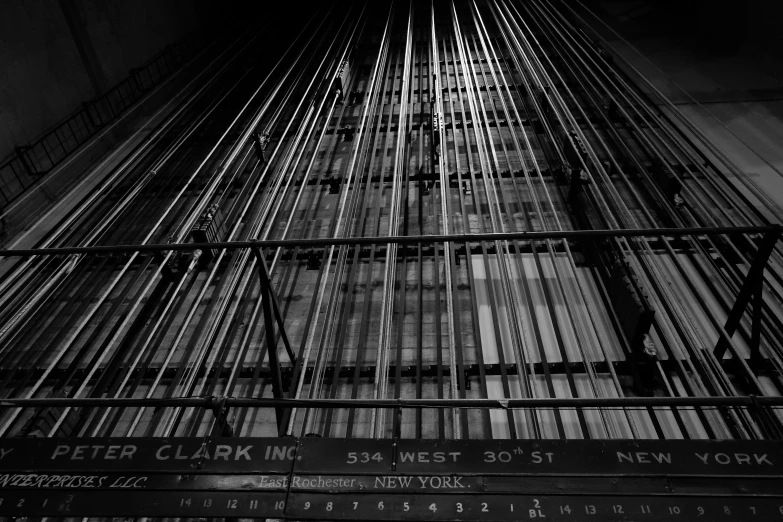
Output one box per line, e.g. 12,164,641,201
6,357,777,385
0,225,777,258
2,394,783,409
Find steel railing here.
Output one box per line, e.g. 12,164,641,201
0,34,206,210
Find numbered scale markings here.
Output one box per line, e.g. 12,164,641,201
2,489,783,520
0,491,287,517
287,494,783,521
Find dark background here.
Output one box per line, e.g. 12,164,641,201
1,0,780,163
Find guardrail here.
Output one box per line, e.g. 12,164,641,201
0,35,204,210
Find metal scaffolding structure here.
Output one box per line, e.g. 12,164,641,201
0,0,782,519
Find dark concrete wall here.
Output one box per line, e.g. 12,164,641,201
0,0,92,161
590,0,782,56
586,0,783,215
74,0,207,86
0,0,211,162
586,0,783,101
746,0,783,59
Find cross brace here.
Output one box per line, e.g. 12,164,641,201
251,245,296,432
714,228,780,360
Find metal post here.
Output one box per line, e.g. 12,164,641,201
714,228,780,359
750,265,765,366
253,246,286,433
39,140,55,170
253,243,296,363
82,102,101,128
15,147,37,180
130,68,145,92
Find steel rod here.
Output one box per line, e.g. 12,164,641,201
1,395,782,409
0,226,776,257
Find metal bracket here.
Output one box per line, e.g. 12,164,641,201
209,395,234,438
714,228,780,359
